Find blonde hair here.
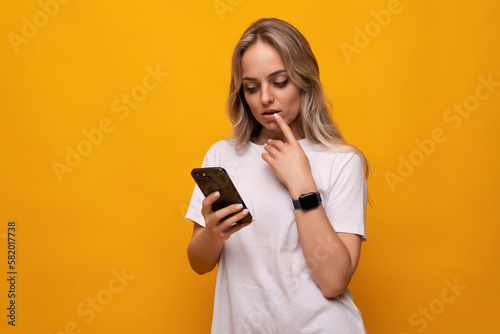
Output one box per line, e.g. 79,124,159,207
227,18,370,178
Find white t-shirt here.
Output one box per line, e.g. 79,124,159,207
186,138,367,334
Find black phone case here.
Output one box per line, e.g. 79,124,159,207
191,167,253,224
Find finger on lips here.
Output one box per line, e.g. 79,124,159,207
273,113,297,144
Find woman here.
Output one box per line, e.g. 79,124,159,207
186,18,369,333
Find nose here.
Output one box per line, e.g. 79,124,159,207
260,84,274,105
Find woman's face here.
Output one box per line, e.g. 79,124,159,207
241,40,302,142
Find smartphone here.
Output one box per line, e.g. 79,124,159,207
191,167,253,224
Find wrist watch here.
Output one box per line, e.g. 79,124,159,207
291,192,322,211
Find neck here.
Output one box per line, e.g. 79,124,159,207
254,128,304,145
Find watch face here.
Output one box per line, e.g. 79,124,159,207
299,192,319,210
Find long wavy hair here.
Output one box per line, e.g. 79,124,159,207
227,18,370,178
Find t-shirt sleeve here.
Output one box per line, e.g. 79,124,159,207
323,153,367,241
184,147,214,227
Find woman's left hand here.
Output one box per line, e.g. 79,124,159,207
262,113,317,198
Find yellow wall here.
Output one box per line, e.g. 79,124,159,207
1,0,499,333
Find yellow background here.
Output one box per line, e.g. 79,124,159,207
1,0,499,333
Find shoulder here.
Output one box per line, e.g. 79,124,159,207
302,141,365,178
302,140,361,166
338,152,365,179
326,151,364,180
205,138,236,155
201,138,238,166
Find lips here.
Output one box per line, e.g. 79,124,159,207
262,109,280,115
262,110,281,121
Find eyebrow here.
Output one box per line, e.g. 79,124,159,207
242,69,287,81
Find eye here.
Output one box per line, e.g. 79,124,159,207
274,79,289,88
244,85,259,94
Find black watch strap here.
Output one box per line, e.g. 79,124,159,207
291,192,322,211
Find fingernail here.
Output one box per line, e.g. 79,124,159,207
235,204,243,209
263,143,267,147
273,113,279,119
241,209,248,215
213,191,220,197
267,139,272,143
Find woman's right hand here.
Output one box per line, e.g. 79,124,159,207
201,191,252,241
188,191,252,274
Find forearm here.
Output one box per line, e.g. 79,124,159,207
261,114,363,297
289,183,354,298
295,207,354,297
187,227,225,275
